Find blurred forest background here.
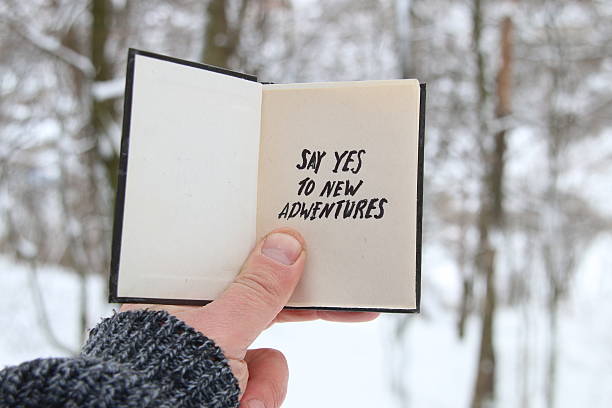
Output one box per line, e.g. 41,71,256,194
1,0,611,407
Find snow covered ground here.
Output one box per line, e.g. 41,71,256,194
1,236,611,407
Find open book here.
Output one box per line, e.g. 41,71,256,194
109,49,425,313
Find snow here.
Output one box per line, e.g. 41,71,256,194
2,241,612,407
92,78,125,102
0,259,113,365
1,1,610,405
252,318,396,407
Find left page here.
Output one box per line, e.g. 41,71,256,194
112,51,262,301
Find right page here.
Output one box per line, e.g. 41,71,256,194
257,80,421,310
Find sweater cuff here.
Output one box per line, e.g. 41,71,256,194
82,309,240,408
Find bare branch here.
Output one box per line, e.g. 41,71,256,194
2,16,94,77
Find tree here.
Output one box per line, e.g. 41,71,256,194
201,0,250,67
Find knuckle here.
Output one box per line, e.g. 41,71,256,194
265,377,287,408
258,349,288,407
234,268,284,307
273,349,289,366
228,359,248,395
261,348,288,368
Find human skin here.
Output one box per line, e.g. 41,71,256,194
121,228,378,408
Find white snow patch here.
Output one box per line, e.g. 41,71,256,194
92,78,125,101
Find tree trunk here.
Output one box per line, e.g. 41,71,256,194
545,290,559,408
28,261,77,355
490,17,512,226
395,0,415,79
470,7,513,408
90,0,118,189
471,232,497,408
201,0,249,67
457,276,473,339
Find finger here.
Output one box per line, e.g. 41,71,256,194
119,303,183,313
273,309,379,324
317,310,380,322
198,228,306,356
241,348,289,408
119,303,201,317
119,304,140,312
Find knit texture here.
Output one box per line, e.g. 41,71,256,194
0,310,240,408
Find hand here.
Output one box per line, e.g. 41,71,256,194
121,228,378,408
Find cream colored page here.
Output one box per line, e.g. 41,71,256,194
258,80,420,309
118,55,262,300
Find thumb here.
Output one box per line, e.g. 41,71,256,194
200,228,306,357
241,348,289,408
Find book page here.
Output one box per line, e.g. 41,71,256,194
117,54,262,300
258,80,420,309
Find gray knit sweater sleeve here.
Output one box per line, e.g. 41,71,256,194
0,310,241,408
